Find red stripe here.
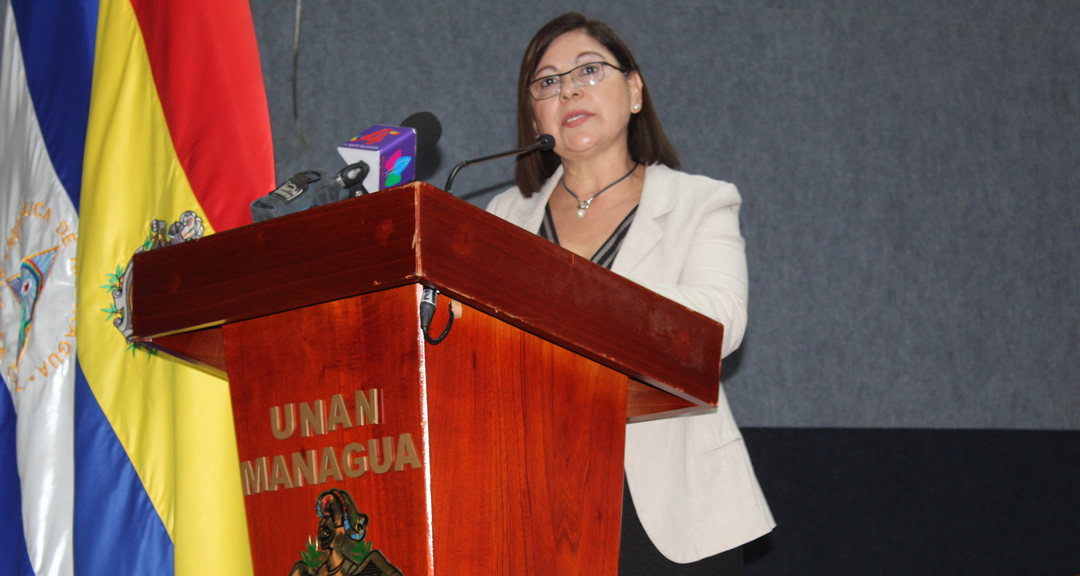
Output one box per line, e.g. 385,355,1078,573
130,0,275,231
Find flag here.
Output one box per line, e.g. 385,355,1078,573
1,0,275,574
1,0,95,574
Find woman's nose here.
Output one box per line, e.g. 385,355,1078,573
559,78,583,100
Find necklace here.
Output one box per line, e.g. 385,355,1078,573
561,162,639,218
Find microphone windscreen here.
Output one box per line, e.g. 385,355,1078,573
536,134,555,151
400,111,442,180
400,111,442,153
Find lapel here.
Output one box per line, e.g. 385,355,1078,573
611,164,675,276
511,165,561,234
509,164,677,274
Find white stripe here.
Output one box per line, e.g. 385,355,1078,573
0,4,78,576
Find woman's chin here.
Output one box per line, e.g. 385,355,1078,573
556,136,603,159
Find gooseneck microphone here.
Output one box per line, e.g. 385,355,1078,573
421,134,556,346
443,134,555,195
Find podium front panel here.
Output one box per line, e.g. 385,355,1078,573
223,284,628,575
224,286,428,576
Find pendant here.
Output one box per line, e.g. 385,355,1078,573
561,162,639,221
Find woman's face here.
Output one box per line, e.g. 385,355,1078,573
530,30,642,162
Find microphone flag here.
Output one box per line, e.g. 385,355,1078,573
337,125,417,192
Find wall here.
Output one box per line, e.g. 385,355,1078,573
250,1,1079,429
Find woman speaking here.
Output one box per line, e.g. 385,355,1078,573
486,12,774,575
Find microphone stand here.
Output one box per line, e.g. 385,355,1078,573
443,134,556,195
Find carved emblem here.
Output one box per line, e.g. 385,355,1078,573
289,489,403,576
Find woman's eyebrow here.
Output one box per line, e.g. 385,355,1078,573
574,51,606,63
535,51,607,76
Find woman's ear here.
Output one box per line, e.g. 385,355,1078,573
627,71,644,112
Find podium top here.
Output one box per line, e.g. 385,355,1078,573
130,182,724,410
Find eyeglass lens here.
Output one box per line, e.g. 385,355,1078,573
531,62,609,100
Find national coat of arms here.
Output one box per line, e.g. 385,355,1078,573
103,210,204,352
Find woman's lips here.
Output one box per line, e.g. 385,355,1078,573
563,111,592,126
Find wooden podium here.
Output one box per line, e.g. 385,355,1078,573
129,182,724,576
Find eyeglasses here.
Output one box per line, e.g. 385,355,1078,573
528,61,627,100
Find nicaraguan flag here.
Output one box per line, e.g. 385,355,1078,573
0,0,275,574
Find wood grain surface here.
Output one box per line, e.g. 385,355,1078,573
131,182,724,414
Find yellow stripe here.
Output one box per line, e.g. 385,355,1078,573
78,1,252,573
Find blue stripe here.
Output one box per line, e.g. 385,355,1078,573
0,378,35,576
10,0,98,211
73,363,173,576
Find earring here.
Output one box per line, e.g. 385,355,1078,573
633,104,641,111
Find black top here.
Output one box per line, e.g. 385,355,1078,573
538,203,639,270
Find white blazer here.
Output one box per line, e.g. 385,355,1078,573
486,164,774,563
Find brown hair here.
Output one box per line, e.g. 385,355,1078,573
514,12,681,197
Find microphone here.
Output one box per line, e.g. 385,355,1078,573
250,168,355,223
251,113,442,223
400,111,442,179
420,133,556,346
443,134,555,195
338,111,443,193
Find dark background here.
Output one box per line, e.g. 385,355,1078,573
250,2,1080,573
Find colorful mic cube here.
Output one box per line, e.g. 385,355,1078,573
337,125,417,192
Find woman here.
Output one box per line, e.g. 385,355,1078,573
486,12,774,575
